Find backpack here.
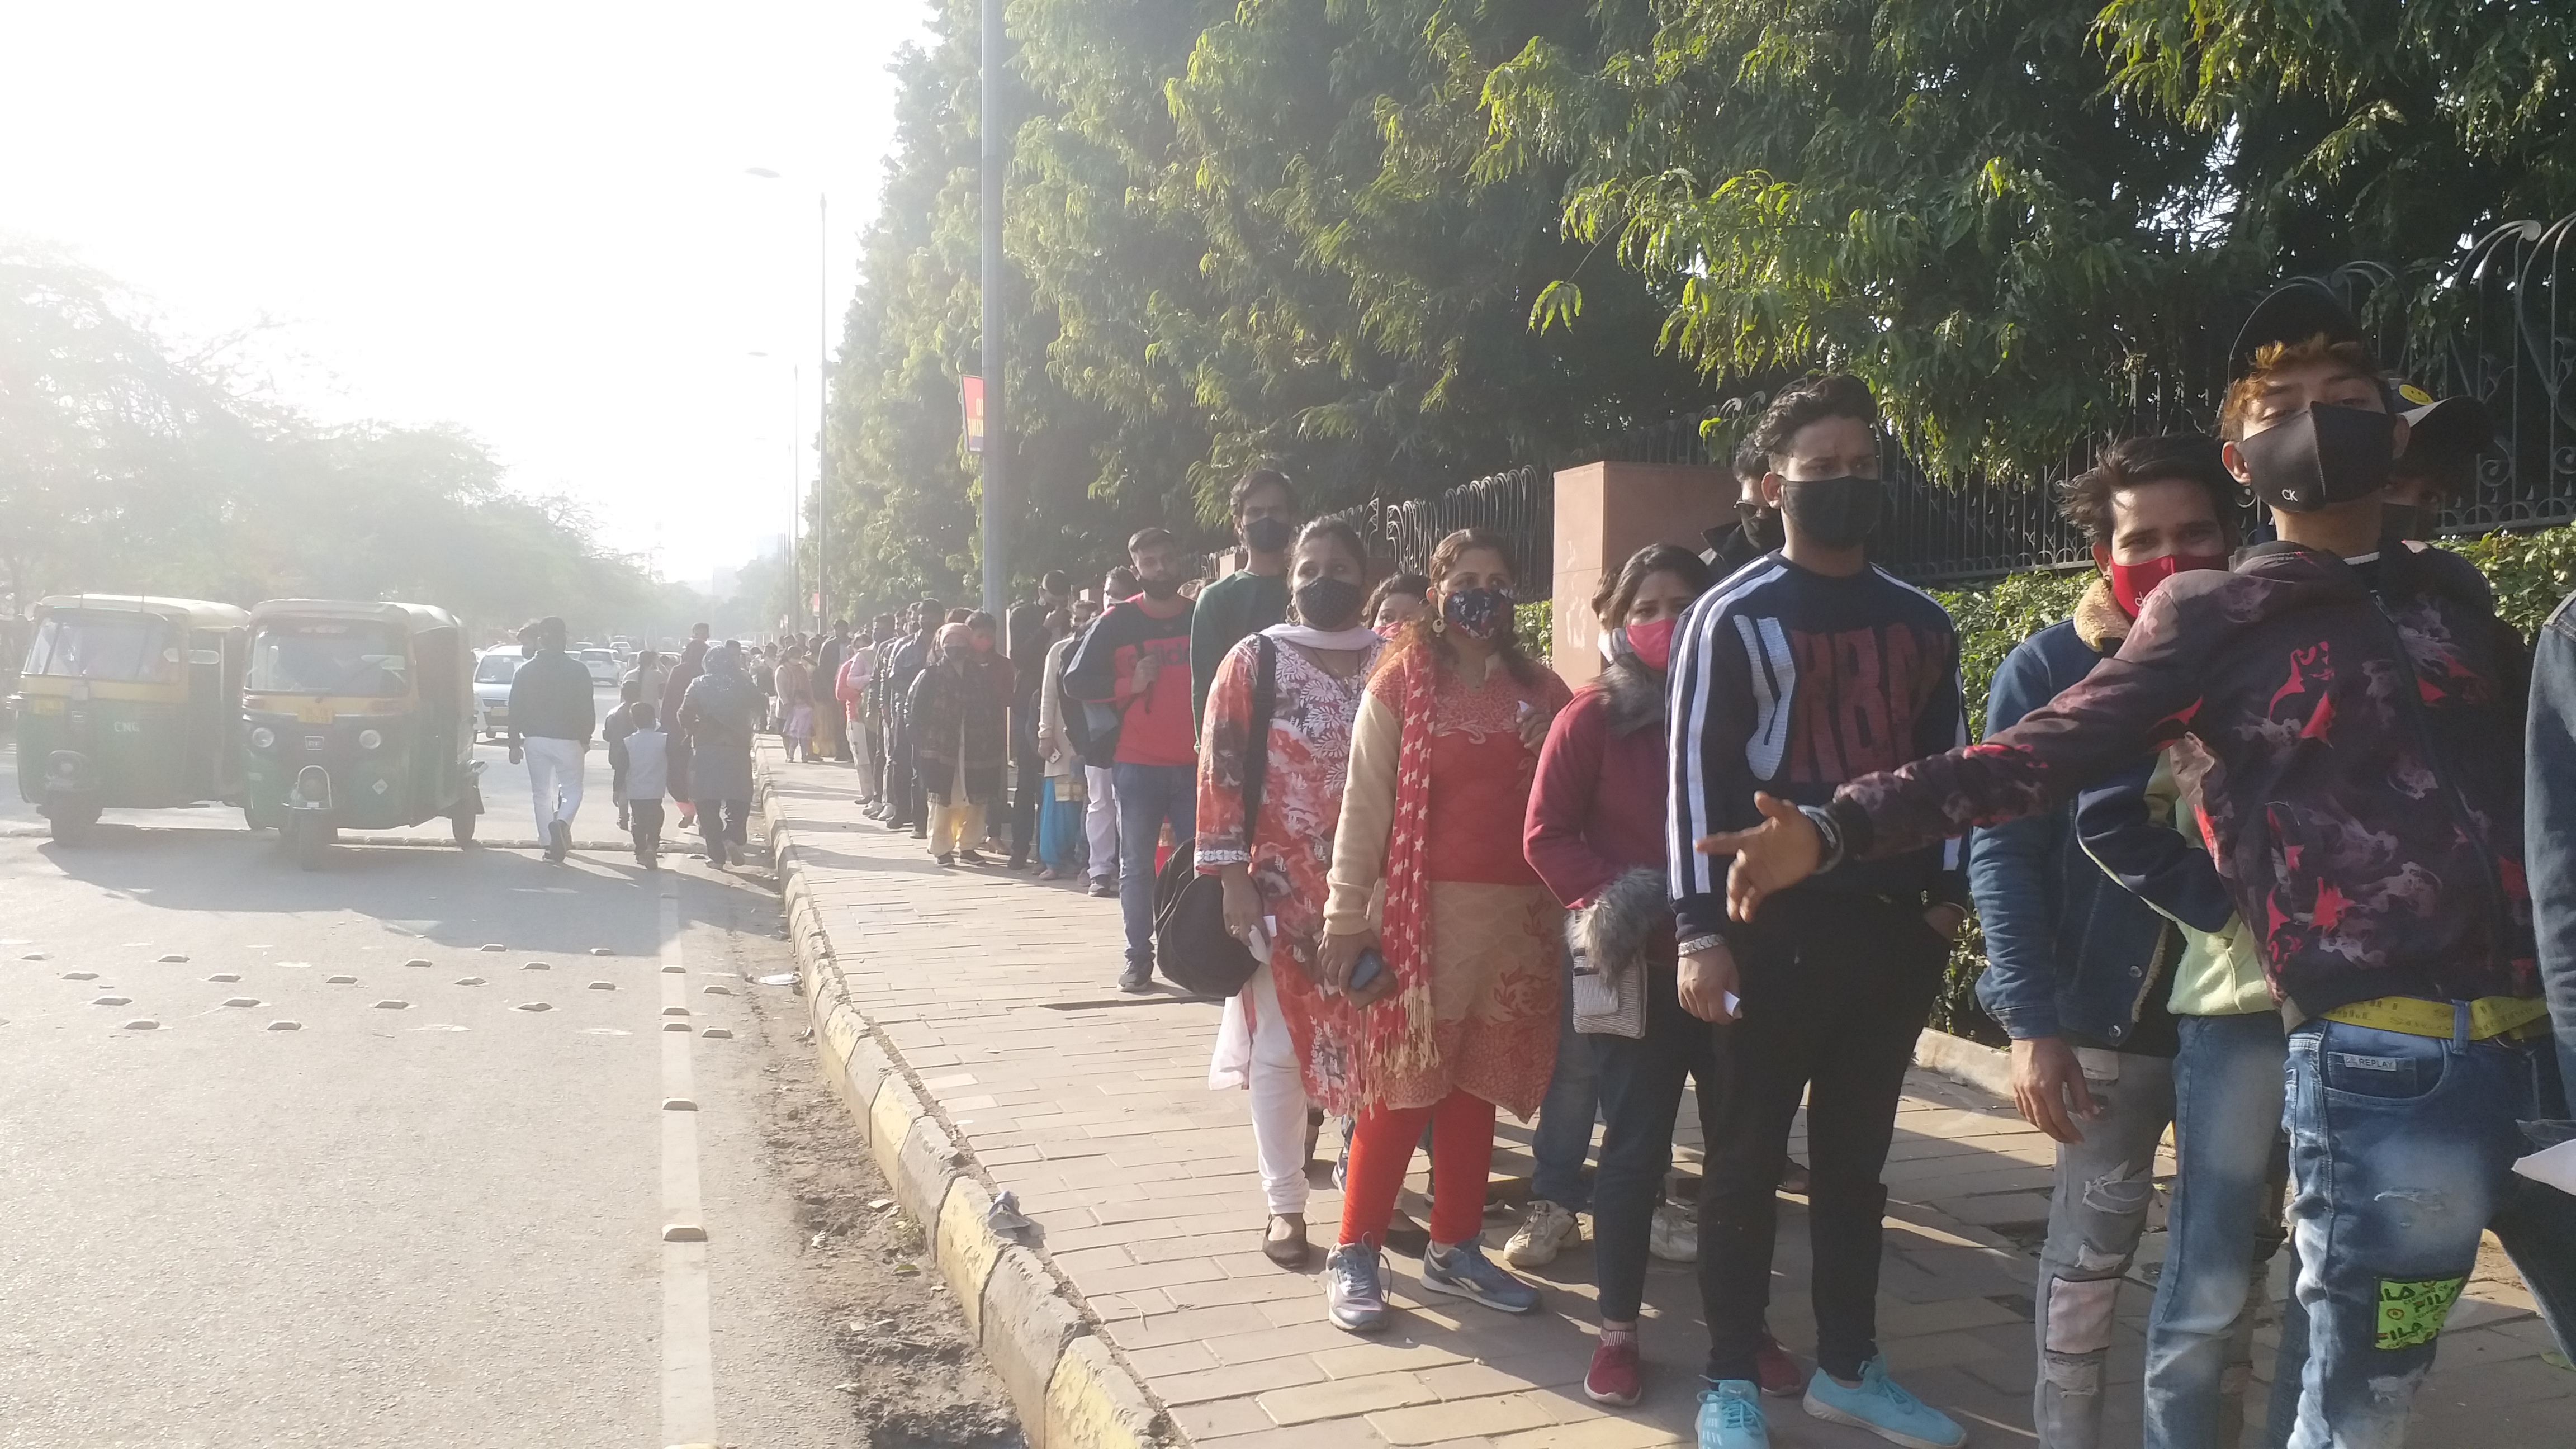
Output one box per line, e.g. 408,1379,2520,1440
1059,617,1121,768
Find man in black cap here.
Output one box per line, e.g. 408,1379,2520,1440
1700,435,1782,579
1698,281,2572,1447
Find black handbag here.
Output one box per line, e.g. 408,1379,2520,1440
1152,638,1277,998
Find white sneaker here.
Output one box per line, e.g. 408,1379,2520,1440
1504,1199,1581,1267
1649,1200,1698,1263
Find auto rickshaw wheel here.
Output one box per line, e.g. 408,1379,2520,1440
451,809,476,846
45,802,101,844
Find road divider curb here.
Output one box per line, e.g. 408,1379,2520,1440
758,749,1171,1449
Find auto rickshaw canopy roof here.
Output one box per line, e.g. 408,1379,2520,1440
249,599,463,633
35,594,251,628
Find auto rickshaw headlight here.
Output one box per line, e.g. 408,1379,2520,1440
249,726,277,751
358,728,383,751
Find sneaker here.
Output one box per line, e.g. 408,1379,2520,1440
1324,1240,1389,1333
1419,1238,1539,1314
1649,1200,1698,1263
1754,1335,1802,1398
1584,1334,1642,1407
936,853,956,868
545,820,570,860
1504,1200,1581,1267
957,849,989,866
1087,877,1117,898
1117,965,1152,993
1697,1380,1769,1448
1802,1356,1965,1449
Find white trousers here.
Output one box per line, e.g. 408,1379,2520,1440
1083,764,1119,883
525,736,585,837
1246,965,1311,1216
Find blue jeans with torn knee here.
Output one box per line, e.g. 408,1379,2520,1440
2144,1010,2294,1449
2032,1048,2172,1449
2280,1016,2564,1449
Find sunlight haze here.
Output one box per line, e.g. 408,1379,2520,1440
0,0,931,589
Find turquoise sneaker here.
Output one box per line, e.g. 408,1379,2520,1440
1696,1380,1769,1448
1803,1356,1966,1448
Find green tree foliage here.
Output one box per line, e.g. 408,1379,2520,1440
823,0,1703,617
0,243,689,640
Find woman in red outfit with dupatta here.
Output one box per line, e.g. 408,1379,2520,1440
1315,529,1571,1333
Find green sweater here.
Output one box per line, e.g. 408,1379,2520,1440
1188,568,1289,738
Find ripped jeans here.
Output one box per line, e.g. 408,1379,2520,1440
2033,1048,2172,1448
2281,1017,2566,1449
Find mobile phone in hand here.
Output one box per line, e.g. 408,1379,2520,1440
1349,947,1386,996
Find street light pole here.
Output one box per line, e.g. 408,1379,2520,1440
978,0,1007,617
816,192,831,637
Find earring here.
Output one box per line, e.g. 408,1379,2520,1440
1431,614,1447,635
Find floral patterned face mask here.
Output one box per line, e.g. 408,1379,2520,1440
1441,586,1512,642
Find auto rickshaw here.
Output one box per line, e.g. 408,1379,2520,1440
10,595,252,842
239,599,484,868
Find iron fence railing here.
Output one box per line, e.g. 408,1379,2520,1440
1317,212,2576,590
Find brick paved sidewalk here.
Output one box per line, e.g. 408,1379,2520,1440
760,746,2571,1447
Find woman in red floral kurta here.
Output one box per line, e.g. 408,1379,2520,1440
1197,520,1384,1268
1315,529,1571,1332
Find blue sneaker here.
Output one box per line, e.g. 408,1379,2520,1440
1803,1356,1966,1448
1697,1380,1769,1448
1324,1240,1389,1333
1418,1238,1539,1314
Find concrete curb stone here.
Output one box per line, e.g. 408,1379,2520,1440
1913,1026,2014,1101
756,754,1173,1449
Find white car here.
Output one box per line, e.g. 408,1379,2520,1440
473,649,528,740
576,648,619,686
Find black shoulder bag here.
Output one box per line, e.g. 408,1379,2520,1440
1152,637,1277,998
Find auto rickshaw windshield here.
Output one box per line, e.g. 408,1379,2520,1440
23,612,178,683
249,621,410,697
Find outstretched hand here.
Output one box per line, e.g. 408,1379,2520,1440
1693,792,1822,922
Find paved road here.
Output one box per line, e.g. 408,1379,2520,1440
0,711,1007,1448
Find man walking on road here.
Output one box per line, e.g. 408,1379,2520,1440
507,615,596,862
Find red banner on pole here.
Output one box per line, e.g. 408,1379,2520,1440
960,375,986,454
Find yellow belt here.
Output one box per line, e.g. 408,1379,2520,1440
2321,994,2550,1042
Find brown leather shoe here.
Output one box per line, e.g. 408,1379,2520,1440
1262,1214,1310,1268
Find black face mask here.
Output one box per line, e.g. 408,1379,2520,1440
1292,575,1365,631
1737,504,1783,552
1139,575,1181,601
1780,476,1884,551
1243,515,1294,555
2234,402,2397,513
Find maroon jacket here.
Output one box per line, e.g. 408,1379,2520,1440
1527,657,1675,953
1827,541,2534,1019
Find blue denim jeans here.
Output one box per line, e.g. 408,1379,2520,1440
1112,761,1196,973
1529,948,1600,1211
2280,1016,2565,1449
1591,962,1716,1322
2143,1012,2294,1449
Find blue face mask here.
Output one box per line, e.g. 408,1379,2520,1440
1441,586,1513,642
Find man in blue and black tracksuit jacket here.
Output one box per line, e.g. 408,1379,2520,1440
1664,375,1972,1448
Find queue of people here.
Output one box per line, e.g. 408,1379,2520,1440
772,282,2576,1449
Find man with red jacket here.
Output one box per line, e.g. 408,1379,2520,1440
1066,528,1199,992
1703,285,2569,1447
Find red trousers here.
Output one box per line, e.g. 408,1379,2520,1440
1336,1087,1497,1247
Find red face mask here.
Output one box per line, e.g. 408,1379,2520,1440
2096,546,2229,618
1622,617,1679,671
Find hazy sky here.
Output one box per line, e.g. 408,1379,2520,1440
1,0,935,588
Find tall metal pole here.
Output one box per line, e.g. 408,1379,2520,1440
815,192,831,637
978,0,1007,617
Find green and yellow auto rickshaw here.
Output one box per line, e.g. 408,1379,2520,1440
11,595,251,842
239,599,484,868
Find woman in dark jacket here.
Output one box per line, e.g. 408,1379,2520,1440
1524,543,1800,1409
676,643,760,867
660,640,708,834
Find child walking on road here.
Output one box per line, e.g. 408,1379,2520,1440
622,702,670,870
